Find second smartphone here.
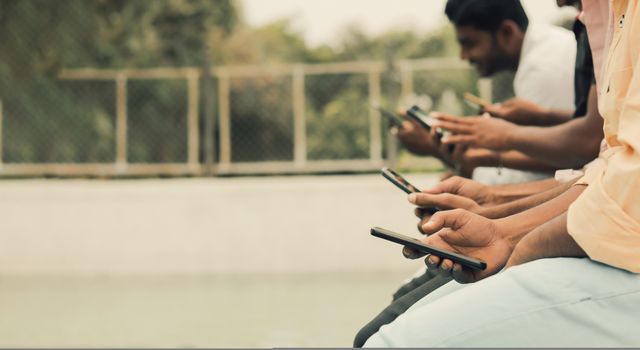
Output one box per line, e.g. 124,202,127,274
381,168,439,215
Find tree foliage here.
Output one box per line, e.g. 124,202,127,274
0,1,480,165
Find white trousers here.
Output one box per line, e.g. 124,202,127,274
472,167,551,185
365,258,640,347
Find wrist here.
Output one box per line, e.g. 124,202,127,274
476,205,503,219
494,216,533,251
502,125,520,150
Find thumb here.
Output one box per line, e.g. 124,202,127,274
421,208,470,235
420,209,462,235
409,193,471,211
423,176,464,195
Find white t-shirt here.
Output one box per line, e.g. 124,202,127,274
473,23,577,185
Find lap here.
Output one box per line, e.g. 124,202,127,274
365,258,640,347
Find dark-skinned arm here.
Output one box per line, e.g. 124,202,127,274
506,212,586,268
507,85,603,169
480,178,580,218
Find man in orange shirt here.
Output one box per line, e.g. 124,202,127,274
364,0,640,346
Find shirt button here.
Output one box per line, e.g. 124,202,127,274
619,14,625,28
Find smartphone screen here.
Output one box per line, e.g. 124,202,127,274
405,105,435,131
405,105,447,142
381,167,420,194
381,168,439,215
370,227,487,270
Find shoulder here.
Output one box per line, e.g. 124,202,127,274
519,23,576,74
526,23,576,55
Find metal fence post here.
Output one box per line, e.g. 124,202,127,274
186,69,200,173
368,69,382,163
218,71,232,170
293,65,307,167
115,74,128,171
400,63,414,104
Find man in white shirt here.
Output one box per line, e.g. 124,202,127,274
396,0,577,185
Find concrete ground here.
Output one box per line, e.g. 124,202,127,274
0,173,441,347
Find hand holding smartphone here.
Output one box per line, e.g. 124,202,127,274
370,227,487,270
381,168,439,215
381,167,420,194
405,105,436,131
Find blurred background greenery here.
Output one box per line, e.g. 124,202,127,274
0,0,501,170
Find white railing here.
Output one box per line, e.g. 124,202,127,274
0,58,491,176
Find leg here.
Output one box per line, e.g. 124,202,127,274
392,266,437,301
365,258,640,347
353,273,452,347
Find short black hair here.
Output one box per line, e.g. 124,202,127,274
445,0,529,33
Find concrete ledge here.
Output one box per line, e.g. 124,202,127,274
0,174,439,275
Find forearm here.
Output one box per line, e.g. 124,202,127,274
508,122,600,169
494,185,587,247
498,151,558,173
507,212,587,267
470,150,557,174
482,179,578,219
506,85,603,168
489,177,560,204
530,108,574,126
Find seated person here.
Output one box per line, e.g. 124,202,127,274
363,0,640,346
354,0,598,345
394,0,577,185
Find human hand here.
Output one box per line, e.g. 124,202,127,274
412,206,438,236
434,113,518,151
483,98,547,125
453,147,498,179
424,175,495,205
393,117,440,156
409,192,482,216
404,209,515,283
505,213,586,269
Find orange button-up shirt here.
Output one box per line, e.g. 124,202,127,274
567,0,640,273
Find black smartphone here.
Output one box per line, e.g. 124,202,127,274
381,167,420,194
406,105,436,131
405,105,455,153
370,227,487,271
369,102,405,128
381,168,439,215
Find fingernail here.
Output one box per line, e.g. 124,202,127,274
441,136,450,143
408,193,417,204
428,256,436,265
453,265,462,273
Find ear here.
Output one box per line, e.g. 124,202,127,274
495,20,520,49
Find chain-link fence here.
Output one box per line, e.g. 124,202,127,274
0,60,515,177
0,0,516,177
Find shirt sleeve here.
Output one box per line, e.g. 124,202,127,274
567,42,640,273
